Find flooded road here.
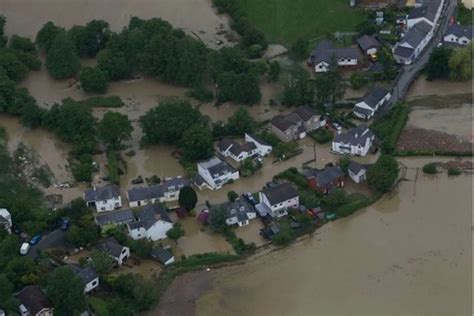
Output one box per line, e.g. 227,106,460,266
1,0,233,49
190,157,472,316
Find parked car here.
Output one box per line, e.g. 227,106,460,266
60,217,70,231
29,234,41,245
332,123,342,132
20,242,30,255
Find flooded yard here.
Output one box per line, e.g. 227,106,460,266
235,220,267,247
1,0,234,49
158,157,472,316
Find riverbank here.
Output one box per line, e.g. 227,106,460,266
157,157,473,316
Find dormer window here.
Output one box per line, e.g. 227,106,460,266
231,209,236,214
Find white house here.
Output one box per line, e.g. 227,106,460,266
271,105,325,142
127,176,189,208
443,24,473,46
17,286,53,316
96,237,130,266
196,157,239,190
406,0,443,29
394,21,433,64
309,40,359,73
84,184,122,212
95,209,135,228
217,139,257,162
348,161,370,183
70,265,99,294
353,87,391,120
245,133,273,156
257,182,299,218
127,204,173,241
0,208,12,233
223,199,257,227
332,125,375,156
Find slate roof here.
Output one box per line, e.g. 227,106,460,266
353,105,374,117
271,115,293,132
271,106,317,132
394,45,415,58
129,204,172,230
199,157,236,178
151,247,174,264
304,166,344,187
96,237,125,258
161,177,189,193
217,139,235,152
348,161,370,175
229,142,256,157
84,184,120,202
359,87,389,108
408,0,441,23
357,35,380,51
128,177,188,202
223,199,255,221
310,40,359,65
445,24,473,39
70,264,98,284
16,286,52,315
95,209,134,226
246,133,271,147
262,182,298,206
402,21,432,48
334,125,374,146
294,105,316,121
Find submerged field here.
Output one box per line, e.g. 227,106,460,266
239,0,367,45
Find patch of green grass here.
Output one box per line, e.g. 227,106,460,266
88,297,110,316
457,3,472,25
238,0,367,45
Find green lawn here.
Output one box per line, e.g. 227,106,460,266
239,0,367,46
88,297,110,316
457,3,472,25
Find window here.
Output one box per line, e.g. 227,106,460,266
92,280,97,286
122,248,127,254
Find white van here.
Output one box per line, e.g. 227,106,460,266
20,242,30,255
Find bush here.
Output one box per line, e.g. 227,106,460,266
350,72,369,90
367,155,399,193
274,167,307,189
45,32,80,79
106,151,120,184
185,85,213,102
227,190,238,202
291,38,309,60
372,103,409,154
447,167,462,176
79,67,108,93
309,128,333,144
272,223,295,246
422,163,437,174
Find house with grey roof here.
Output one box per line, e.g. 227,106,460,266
217,138,257,162
304,166,345,194
353,86,391,120
69,264,99,294
357,35,381,55
151,247,175,265
271,105,325,142
406,0,443,29
127,204,173,241
348,161,371,183
444,24,473,46
0,208,12,234
332,125,375,156
245,133,273,156
17,286,53,316
222,199,257,227
96,237,130,266
95,209,134,228
394,21,433,64
257,182,299,218
196,157,239,190
309,40,359,72
127,176,189,207
84,184,122,213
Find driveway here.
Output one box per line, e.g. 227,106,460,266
28,228,69,259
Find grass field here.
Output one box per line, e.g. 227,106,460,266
239,0,367,46
457,2,472,25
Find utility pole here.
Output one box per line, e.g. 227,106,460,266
313,141,317,165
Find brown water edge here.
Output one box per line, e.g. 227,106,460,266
406,76,473,100
0,0,234,49
156,157,473,316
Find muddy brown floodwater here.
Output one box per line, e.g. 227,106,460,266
0,0,234,49
157,157,473,316
406,76,473,99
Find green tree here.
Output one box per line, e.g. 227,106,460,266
69,20,110,58
322,189,349,210
45,33,80,79
166,223,185,245
88,250,114,275
217,71,261,104
291,38,309,60
281,72,314,106
227,107,256,135
36,21,65,52
97,48,128,80
0,49,29,82
112,273,158,312
98,112,133,150
9,35,37,54
209,207,227,233
426,46,453,80
367,155,399,193
422,162,437,174
140,99,206,146
0,274,18,313
379,47,397,80
0,16,7,48
268,61,281,82
178,186,198,211
338,156,351,175
350,72,369,90
79,66,108,93
45,266,86,315
449,43,473,81
314,57,346,106
272,223,295,245
227,190,238,202
180,124,214,162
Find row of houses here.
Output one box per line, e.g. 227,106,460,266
443,23,473,46
393,0,444,64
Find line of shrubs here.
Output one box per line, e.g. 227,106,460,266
396,150,473,157
372,103,409,154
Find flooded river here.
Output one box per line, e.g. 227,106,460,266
161,157,473,316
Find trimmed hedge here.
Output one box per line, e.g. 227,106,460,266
422,163,437,174
372,103,409,154
335,192,382,217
